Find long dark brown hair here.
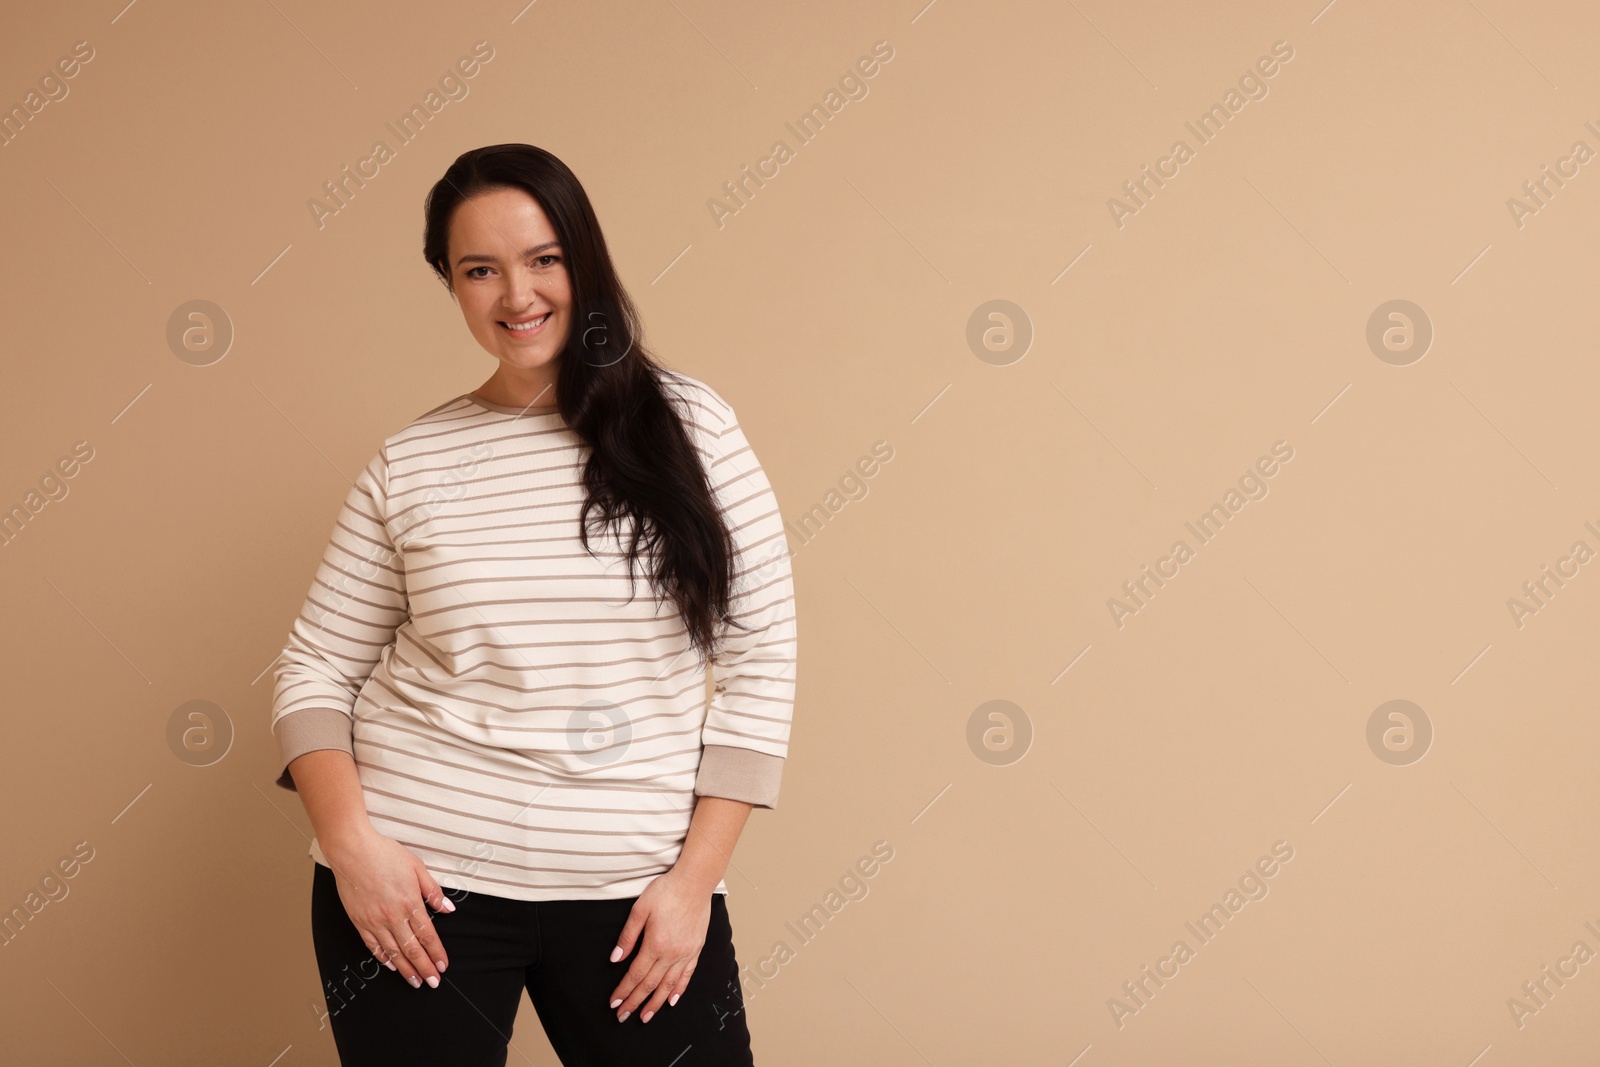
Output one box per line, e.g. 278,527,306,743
421,143,740,665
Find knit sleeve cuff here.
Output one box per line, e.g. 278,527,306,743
273,708,354,792
693,744,785,809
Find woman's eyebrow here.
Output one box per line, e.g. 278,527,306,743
455,241,561,267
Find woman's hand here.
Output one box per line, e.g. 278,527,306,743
607,868,712,1023
322,826,456,990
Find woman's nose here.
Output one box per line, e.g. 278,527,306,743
504,265,539,307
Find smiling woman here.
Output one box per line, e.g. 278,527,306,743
443,188,573,407
271,143,796,1066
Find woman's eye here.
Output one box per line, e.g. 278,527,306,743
463,258,556,278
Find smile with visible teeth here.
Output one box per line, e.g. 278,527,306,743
501,313,550,331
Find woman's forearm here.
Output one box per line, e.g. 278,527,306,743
672,795,753,893
288,749,377,859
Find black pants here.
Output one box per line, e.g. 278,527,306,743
310,861,756,1066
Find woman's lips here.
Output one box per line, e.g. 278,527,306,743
499,312,551,337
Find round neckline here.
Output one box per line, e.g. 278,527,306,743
462,392,560,416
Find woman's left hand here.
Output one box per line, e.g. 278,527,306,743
607,868,712,1023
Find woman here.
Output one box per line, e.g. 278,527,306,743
270,143,797,1066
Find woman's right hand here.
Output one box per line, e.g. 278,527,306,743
321,826,455,989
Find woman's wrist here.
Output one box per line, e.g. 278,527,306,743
319,819,380,863
668,857,723,894
670,795,751,893
287,749,378,864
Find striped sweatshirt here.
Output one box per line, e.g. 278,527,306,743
270,371,797,901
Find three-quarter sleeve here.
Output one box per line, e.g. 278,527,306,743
270,448,409,791
688,392,798,809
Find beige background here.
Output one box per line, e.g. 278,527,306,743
1,0,1597,1063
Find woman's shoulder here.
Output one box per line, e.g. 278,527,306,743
363,393,491,468
657,367,734,434
407,391,483,428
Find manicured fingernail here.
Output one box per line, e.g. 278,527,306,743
408,975,421,989
641,1010,653,1023
669,993,679,1006
426,975,439,988
609,946,624,963
436,960,447,971
618,1010,630,1022
384,960,396,971
610,998,622,1009
442,898,456,912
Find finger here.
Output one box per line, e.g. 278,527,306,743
609,957,646,1012
619,957,672,1020
406,898,450,976
373,928,421,987
359,929,397,971
669,959,697,1006
640,961,686,1023
611,949,658,1016
419,872,457,916
606,904,650,1008
389,911,442,988
610,905,647,964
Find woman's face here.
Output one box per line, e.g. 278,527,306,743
445,185,572,391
